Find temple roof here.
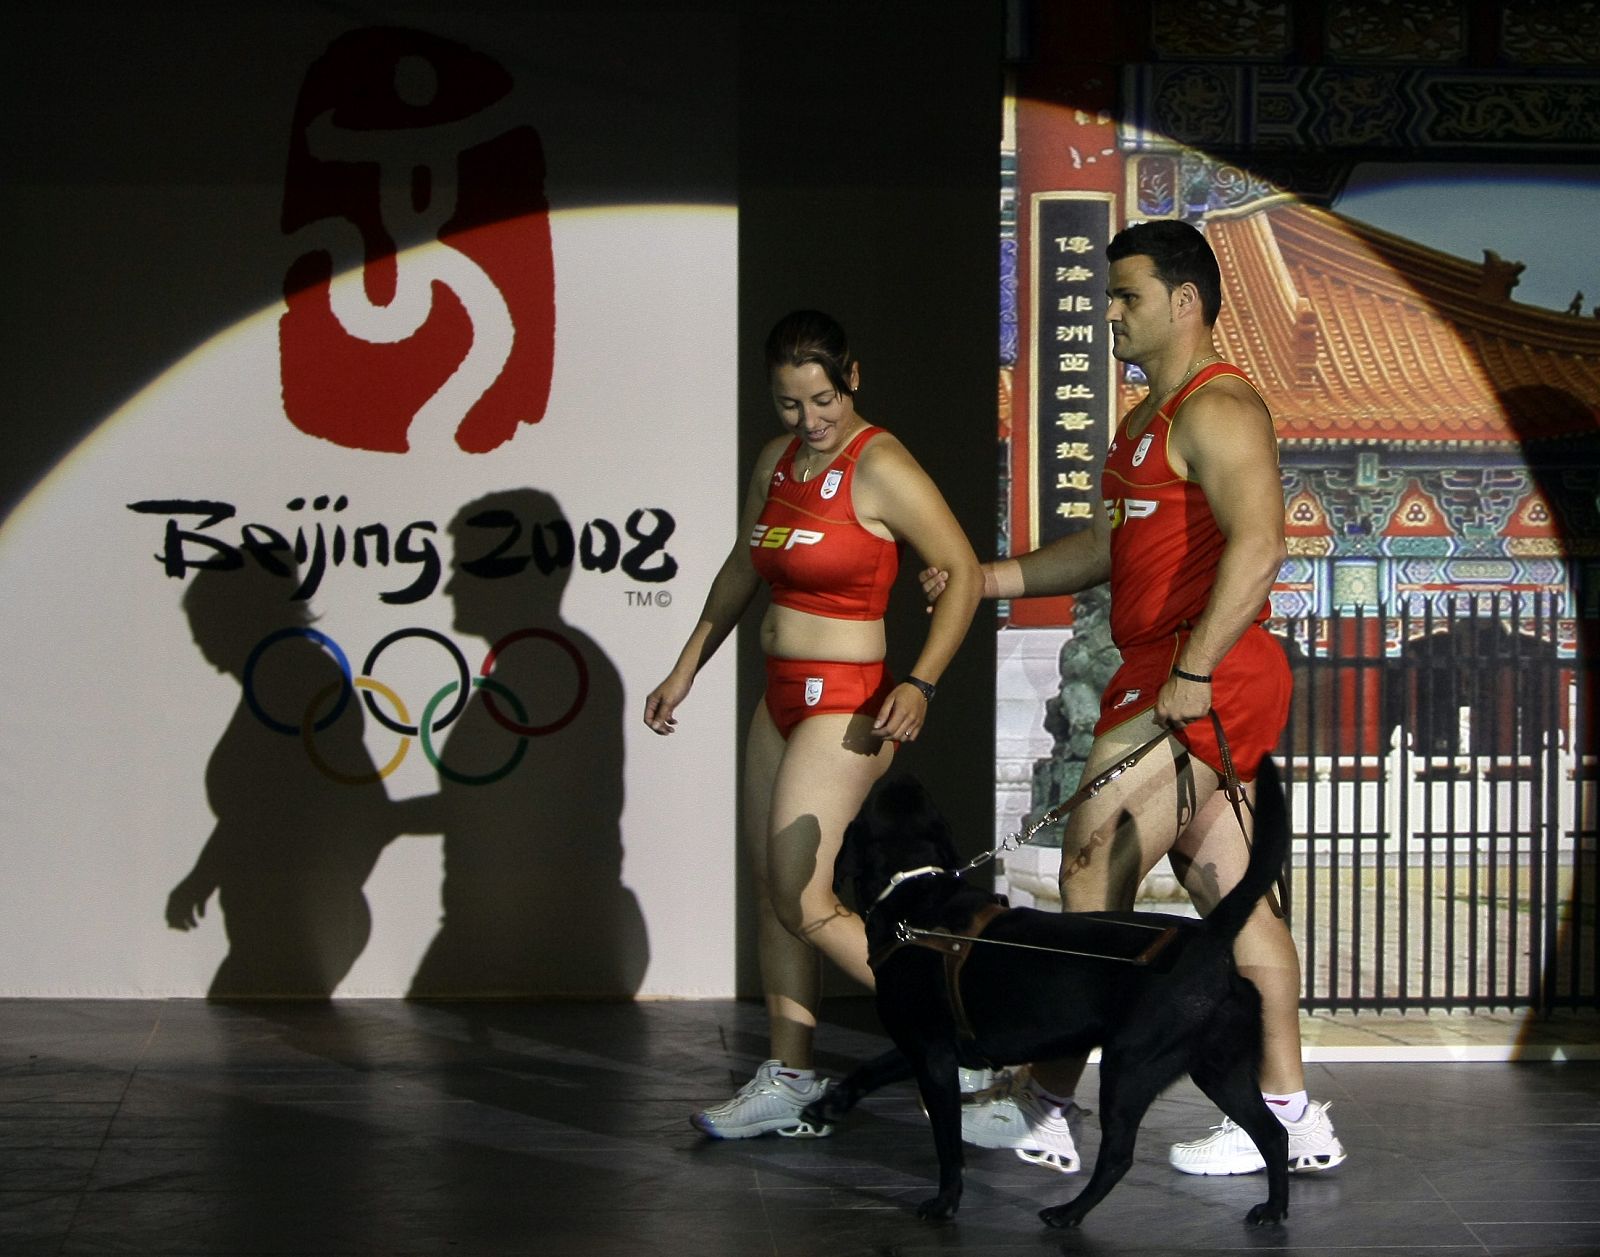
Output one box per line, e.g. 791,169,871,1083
1154,201,1600,448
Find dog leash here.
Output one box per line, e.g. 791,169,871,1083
860,734,1173,922
906,709,1284,927
960,711,1257,865
878,714,1285,1046
956,727,1174,875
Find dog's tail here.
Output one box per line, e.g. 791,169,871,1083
1198,755,1289,945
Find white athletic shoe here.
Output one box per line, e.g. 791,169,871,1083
690,1061,833,1139
959,1066,997,1093
1168,1100,1346,1175
960,1073,1083,1173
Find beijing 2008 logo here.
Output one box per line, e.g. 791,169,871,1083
244,626,586,786
279,27,554,454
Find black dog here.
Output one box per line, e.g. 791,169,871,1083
806,757,1291,1229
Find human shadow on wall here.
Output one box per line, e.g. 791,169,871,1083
167,564,395,997
395,490,648,998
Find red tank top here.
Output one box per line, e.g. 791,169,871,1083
749,425,901,621
1102,363,1273,648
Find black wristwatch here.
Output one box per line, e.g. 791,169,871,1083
904,675,936,702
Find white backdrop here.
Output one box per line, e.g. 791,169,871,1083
0,9,739,998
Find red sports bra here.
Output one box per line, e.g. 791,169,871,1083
748,425,901,621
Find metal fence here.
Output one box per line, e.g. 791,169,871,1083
1272,596,1597,1013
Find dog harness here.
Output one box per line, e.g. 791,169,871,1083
871,903,1009,1041
872,902,1182,1041
749,425,900,620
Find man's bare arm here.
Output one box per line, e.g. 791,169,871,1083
924,498,1111,603
1157,382,1286,722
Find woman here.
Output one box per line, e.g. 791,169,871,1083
644,309,982,1137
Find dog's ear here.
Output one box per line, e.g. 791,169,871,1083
879,773,962,868
929,800,960,869
900,775,959,867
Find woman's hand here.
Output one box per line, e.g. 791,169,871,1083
872,682,929,743
643,669,694,735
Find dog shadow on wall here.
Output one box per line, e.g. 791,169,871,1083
169,563,394,997
393,490,648,999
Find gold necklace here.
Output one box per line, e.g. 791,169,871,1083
797,421,860,481
1148,352,1222,415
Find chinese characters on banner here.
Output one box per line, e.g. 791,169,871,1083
1029,193,1116,550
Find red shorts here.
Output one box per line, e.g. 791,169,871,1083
764,657,894,740
1094,624,1290,782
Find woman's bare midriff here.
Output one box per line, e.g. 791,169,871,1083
760,604,886,663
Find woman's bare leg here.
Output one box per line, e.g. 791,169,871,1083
744,704,891,1067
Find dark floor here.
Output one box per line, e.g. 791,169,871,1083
4,998,1599,1256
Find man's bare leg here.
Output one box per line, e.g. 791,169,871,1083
966,710,1342,1174
1171,786,1306,1094
1032,711,1209,1097
963,712,1204,1169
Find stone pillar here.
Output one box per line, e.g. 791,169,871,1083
993,627,1070,908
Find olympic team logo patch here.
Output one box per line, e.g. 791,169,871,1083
820,468,844,500
804,676,824,707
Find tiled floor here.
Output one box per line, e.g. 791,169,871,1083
4,998,1599,1256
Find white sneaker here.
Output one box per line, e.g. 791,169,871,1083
691,1061,833,1139
1168,1100,1346,1175
960,1073,1083,1173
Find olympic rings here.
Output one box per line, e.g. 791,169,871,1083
420,678,529,786
240,625,587,786
301,677,411,784
361,627,470,736
243,627,352,735
479,628,589,737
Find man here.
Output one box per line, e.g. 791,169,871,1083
926,219,1344,1178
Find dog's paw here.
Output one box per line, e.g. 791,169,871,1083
809,1078,865,1125
915,1192,960,1222
799,1102,834,1127
1038,1203,1087,1229
1245,1202,1287,1227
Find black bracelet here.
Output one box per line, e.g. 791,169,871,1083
904,675,937,701
1172,667,1213,684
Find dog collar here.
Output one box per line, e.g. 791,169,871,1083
869,865,948,910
